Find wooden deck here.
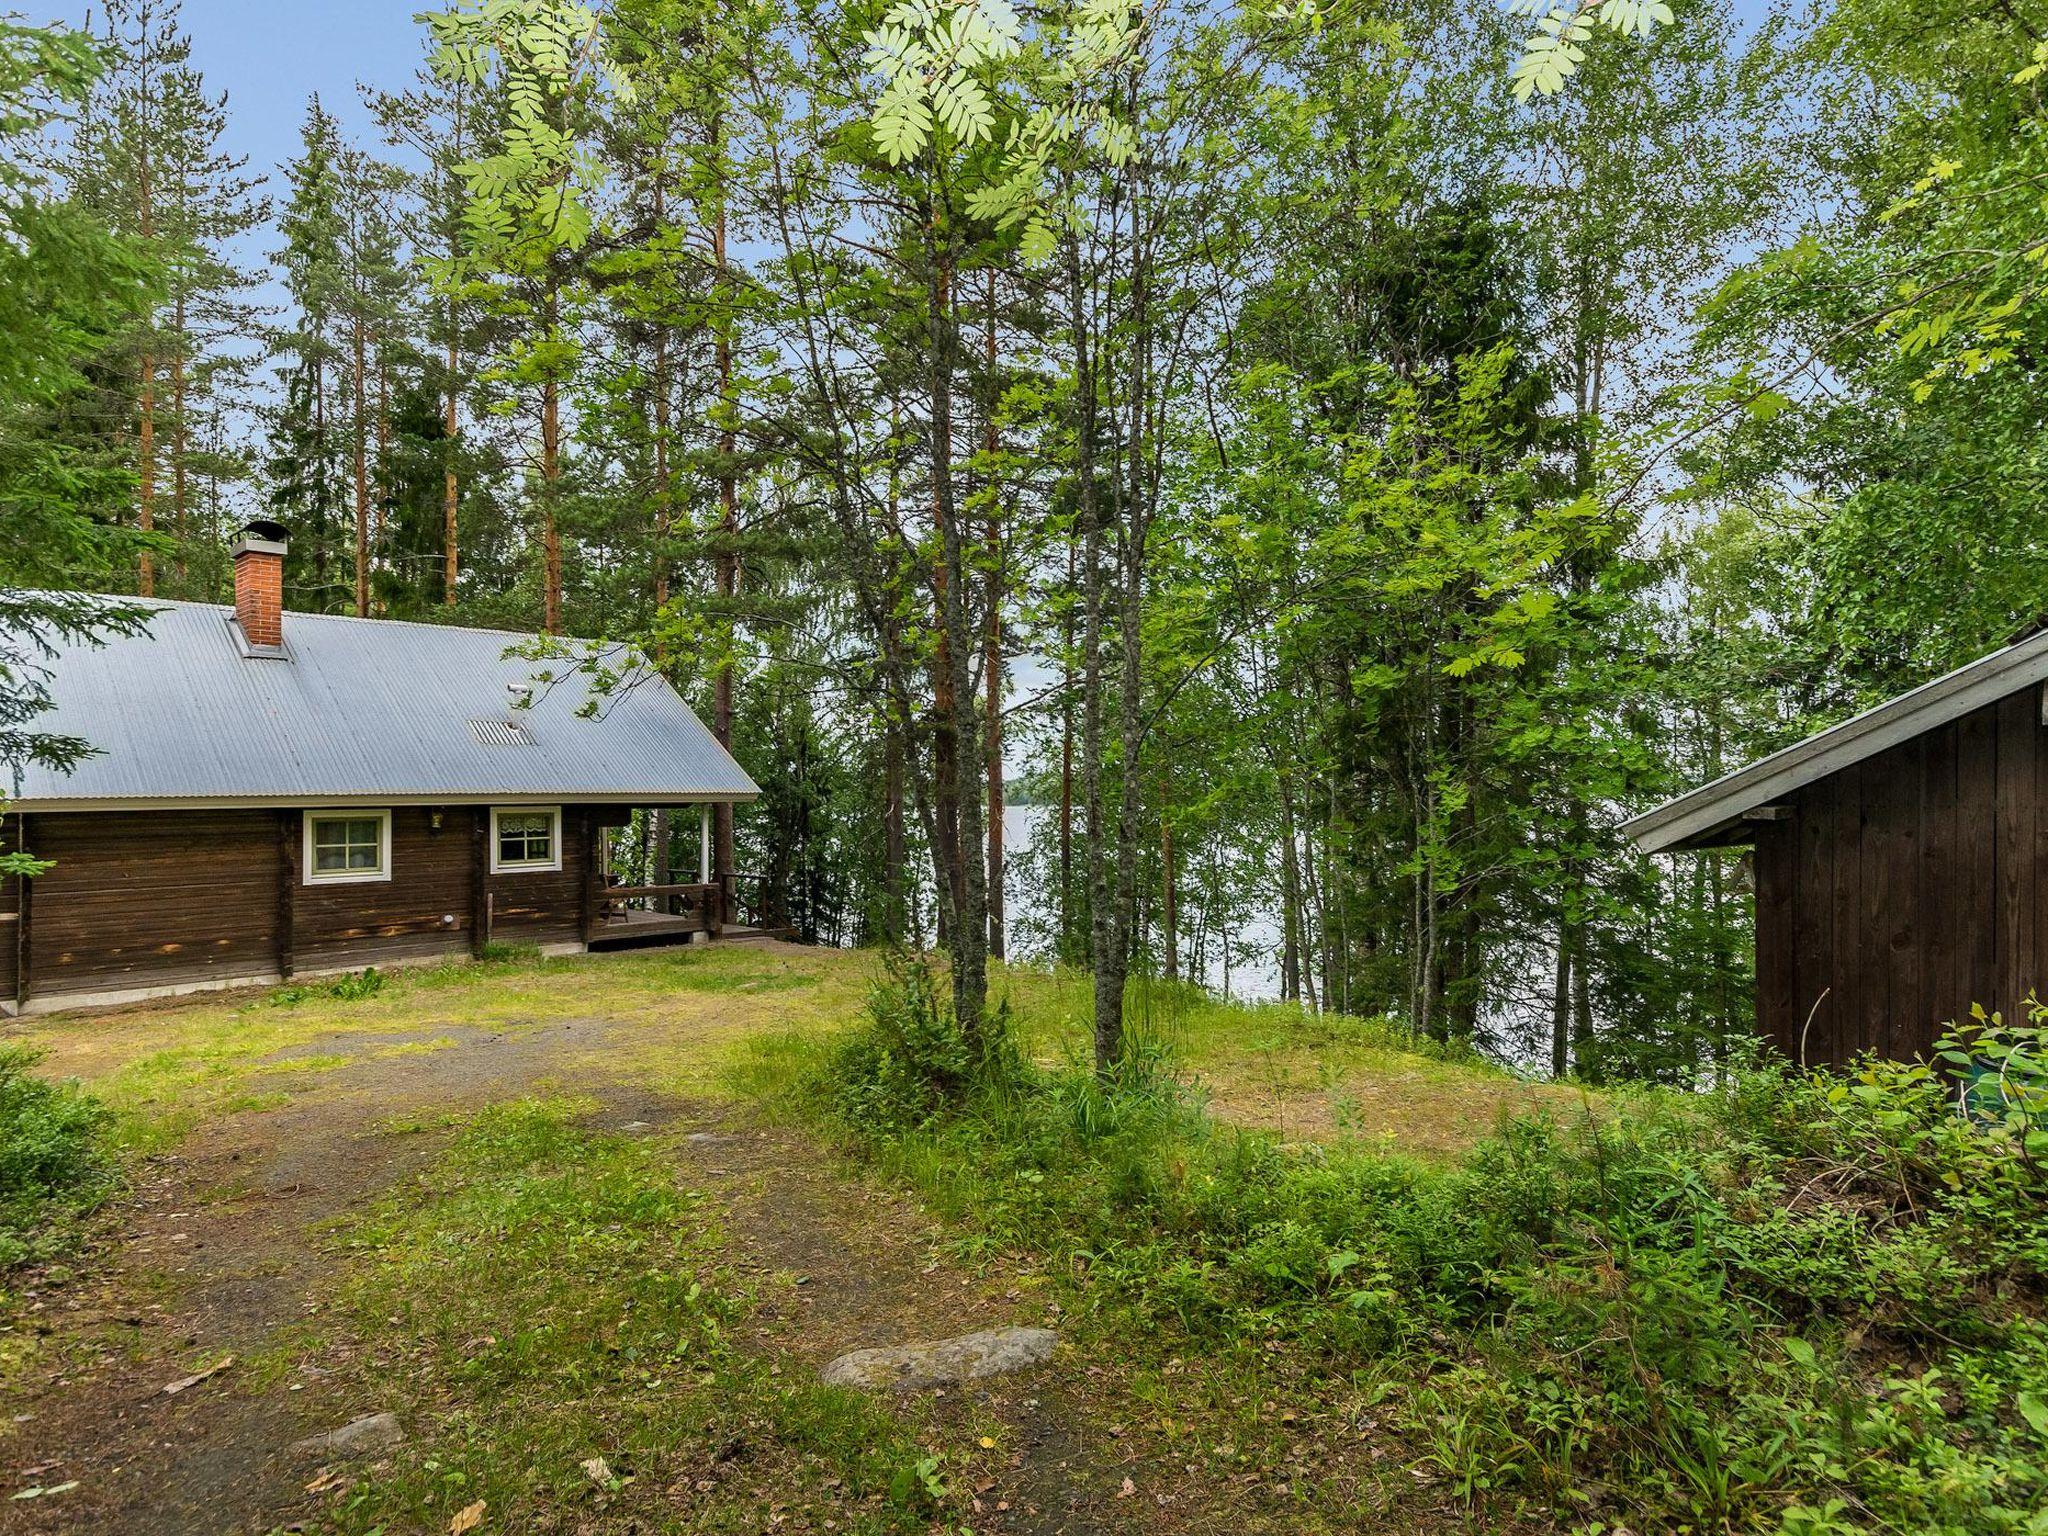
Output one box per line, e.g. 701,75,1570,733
583,881,787,951
587,907,710,950
588,911,784,949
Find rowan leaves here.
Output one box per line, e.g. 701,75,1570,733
862,0,1022,166
420,0,625,266
1507,0,1675,101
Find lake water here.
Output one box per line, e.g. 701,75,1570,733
1001,803,1282,1001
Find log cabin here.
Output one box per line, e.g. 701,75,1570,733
1,521,758,1015
1624,629,2048,1067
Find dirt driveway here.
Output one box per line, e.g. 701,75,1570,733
0,946,1165,1536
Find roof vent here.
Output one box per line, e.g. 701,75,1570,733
469,718,535,747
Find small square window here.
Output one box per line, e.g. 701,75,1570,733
492,807,561,873
304,810,391,884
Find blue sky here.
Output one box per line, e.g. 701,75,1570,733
49,0,434,182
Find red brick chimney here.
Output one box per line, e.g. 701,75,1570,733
231,520,289,651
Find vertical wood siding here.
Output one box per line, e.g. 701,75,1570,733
1758,689,2047,1065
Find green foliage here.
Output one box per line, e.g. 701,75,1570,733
1681,0,2048,701
1508,0,1677,100
828,952,1019,1132
0,16,158,769
265,966,386,1007
0,1047,114,1270
796,1016,2048,1533
421,0,627,264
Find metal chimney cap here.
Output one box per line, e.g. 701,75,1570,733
231,518,290,558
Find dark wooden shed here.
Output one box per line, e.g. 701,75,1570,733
1624,632,2048,1067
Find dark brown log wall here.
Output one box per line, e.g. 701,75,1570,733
483,806,593,948
1757,687,2047,1065
9,805,602,1007
2,816,22,1001
293,807,472,972
22,809,283,997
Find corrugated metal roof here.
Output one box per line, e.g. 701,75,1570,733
5,597,760,810
1624,626,2048,853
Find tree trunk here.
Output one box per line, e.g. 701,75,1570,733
137,346,157,597
1551,934,1572,1078
649,808,669,906
352,313,370,617
1098,177,1153,1072
171,289,187,588
443,96,464,608
884,713,907,943
376,345,392,576
1059,533,1077,963
136,106,156,599
1161,809,1177,984
540,277,563,635
929,215,988,1037
711,134,739,919
930,568,962,947
1069,225,1117,1075
652,332,672,617
1571,925,1595,1078
444,306,461,605
1279,769,1303,1003
983,271,1005,963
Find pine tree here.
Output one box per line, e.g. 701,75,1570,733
420,0,615,635
334,142,411,616
67,0,264,598
369,64,494,608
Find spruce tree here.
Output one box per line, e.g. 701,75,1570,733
266,99,349,609
0,18,157,782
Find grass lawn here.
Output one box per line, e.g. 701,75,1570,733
1,942,1552,1534
997,964,1589,1153
19,942,1564,1161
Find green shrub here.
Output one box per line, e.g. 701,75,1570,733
266,966,385,1007
0,1046,113,1269
797,1005,2048,1534
827,953,1019,1132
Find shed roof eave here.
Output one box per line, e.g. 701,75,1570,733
1624,626,2048,855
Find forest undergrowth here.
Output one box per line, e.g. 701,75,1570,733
774,958,2048,1535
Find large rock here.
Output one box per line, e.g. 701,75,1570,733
820,1327,1058,1391
289,1411,404,1459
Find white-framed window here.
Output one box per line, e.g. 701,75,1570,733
491,806,562,874
303,809,393,885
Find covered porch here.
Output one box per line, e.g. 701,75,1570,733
585,804,767,950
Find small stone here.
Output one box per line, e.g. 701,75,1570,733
289,1412,404,1459
819,1327,1057,1391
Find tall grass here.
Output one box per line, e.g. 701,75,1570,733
779,966,2048,1535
